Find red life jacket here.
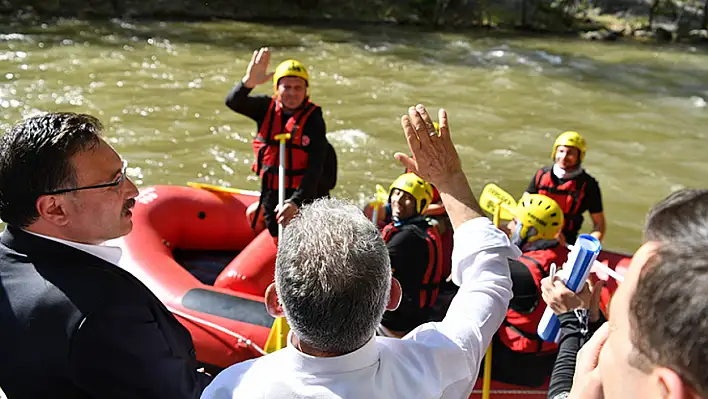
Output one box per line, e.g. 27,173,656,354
252,97,319,190
534,168,588,233
498,245,570,353
381,219,444,309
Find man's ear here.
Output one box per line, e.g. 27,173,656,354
35,195,70,227
652,367,697,399
265,283,284,317
386,278,402,311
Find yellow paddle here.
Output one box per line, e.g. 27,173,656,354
186,182,260,197
367,184,390,223
263,316,291,353
374,184,388,204
482,345,493,399
479,183,518,220
481,199,507,399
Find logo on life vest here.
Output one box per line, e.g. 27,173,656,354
302,135,310,147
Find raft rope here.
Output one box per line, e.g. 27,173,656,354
167,305,268,356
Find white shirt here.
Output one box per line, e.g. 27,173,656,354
202,217,520,399
21,229,123,266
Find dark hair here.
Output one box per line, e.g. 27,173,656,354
630,244,708,397
643,189,708,244
0,112,102,227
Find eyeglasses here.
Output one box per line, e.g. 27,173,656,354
41,160,128,196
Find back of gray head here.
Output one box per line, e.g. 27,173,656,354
275,198,391,354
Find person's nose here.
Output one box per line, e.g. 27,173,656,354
391,191,402,203
124,177,139,198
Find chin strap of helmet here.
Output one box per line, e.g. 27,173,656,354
511,221,538,249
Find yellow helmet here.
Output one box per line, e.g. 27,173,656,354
514,194,564,243
552,131,587,162
388,173,434,215
273,59,309,94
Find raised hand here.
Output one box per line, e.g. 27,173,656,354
395,104,483,230
394,105,462,188
243,47,275,89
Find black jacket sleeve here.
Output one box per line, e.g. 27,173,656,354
288,107,327,206
584,175,604,214
225,81,272,123
69,303,211,399
547,311,587,399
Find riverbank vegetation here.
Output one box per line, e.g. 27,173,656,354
1,0,706,44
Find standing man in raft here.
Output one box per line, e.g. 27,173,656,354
526,131,605,245
225,47,337,237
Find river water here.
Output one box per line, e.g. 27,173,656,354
1,19,707,253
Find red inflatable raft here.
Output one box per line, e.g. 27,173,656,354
112,184,631,397
111,184,280,371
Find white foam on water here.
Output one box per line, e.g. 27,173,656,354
535,50,563,65
0,33,31,42
449,40,471,49
0,51,27,61
490,149,515,157
691,96,706,108
363,43,391,53
654,96,708,111
327,129,371,149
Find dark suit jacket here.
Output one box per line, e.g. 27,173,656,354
0,226,212,398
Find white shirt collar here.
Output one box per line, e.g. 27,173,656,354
553,163,584,180
284,331,380,374
21,229,123,266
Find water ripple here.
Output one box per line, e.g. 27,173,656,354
0,20,705,252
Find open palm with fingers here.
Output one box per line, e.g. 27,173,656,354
243,47,275,88
395,104,483,229
395,106,462,188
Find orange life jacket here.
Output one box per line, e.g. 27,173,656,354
534,167,588,233
382,219,444,309
252,98,319,190
499,245,569,353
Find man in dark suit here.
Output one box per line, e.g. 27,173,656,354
0,113,211,398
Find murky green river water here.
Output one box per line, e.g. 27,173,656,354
1,19,707,252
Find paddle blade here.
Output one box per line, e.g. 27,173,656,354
264,317,291,353
375,184,389,204
479,183,517,220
